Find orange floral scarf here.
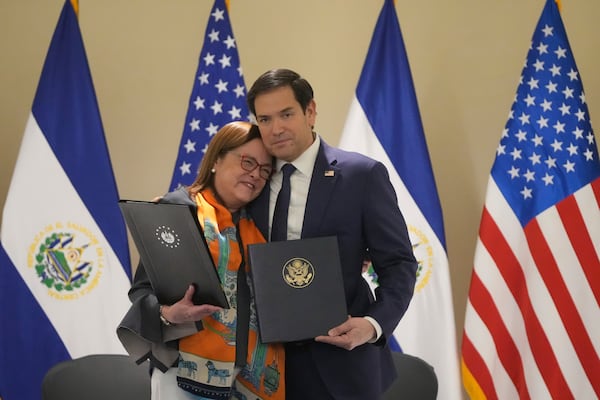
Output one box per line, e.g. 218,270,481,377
176,189,285,400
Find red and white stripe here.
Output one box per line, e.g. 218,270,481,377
462,177,600,400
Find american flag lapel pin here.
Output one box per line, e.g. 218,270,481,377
324,170,335,177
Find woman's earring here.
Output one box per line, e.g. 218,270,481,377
211,168,216,173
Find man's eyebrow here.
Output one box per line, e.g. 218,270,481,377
257,107,295,118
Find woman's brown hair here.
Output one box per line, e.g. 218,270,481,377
187,121,263,197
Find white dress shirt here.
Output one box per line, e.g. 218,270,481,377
268,136,319,240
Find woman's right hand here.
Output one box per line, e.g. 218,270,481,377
160,285,222,324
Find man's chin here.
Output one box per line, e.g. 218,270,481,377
270,144,295,161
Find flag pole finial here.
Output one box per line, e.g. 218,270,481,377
70,0,79,17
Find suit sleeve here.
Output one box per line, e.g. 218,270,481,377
363,162,418,338
116,260,199,371
116,189,200,370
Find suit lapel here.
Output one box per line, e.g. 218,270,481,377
301,141,339,238
250,185,270,239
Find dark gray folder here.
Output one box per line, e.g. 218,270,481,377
248,236,347,343
118,200,229,308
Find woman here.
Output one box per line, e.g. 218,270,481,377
117,121,285,400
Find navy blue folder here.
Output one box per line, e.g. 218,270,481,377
248,236,347,343
119,200,229,308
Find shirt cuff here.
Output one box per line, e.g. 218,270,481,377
364,316,382,343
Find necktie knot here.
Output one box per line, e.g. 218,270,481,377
281,163,295,179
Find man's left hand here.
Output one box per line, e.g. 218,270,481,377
315,316,376,350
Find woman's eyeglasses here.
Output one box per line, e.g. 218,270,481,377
236,154,273,180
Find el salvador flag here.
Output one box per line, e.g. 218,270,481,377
338,1,462,398
0,2,132,399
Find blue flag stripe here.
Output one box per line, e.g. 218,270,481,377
356,0,446,248
0,246,70,399
31,3,131,275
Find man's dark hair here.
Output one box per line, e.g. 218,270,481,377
247,69,314,115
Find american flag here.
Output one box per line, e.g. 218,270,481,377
168,0,249,190
461,1,600,399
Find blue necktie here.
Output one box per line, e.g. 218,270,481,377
270,163,295,241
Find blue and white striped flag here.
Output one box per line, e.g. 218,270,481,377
0,2,132,398
338,0,462,398
168,0,249,190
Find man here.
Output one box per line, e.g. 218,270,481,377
247,68,418,400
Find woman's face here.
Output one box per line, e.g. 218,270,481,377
212,138,272,212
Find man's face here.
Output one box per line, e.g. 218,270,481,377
253,86,316,162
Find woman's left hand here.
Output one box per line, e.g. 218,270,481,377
161,284,222,324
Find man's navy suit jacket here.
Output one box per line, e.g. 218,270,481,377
249,139,417,399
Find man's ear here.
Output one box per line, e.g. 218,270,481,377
306,99,317,123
